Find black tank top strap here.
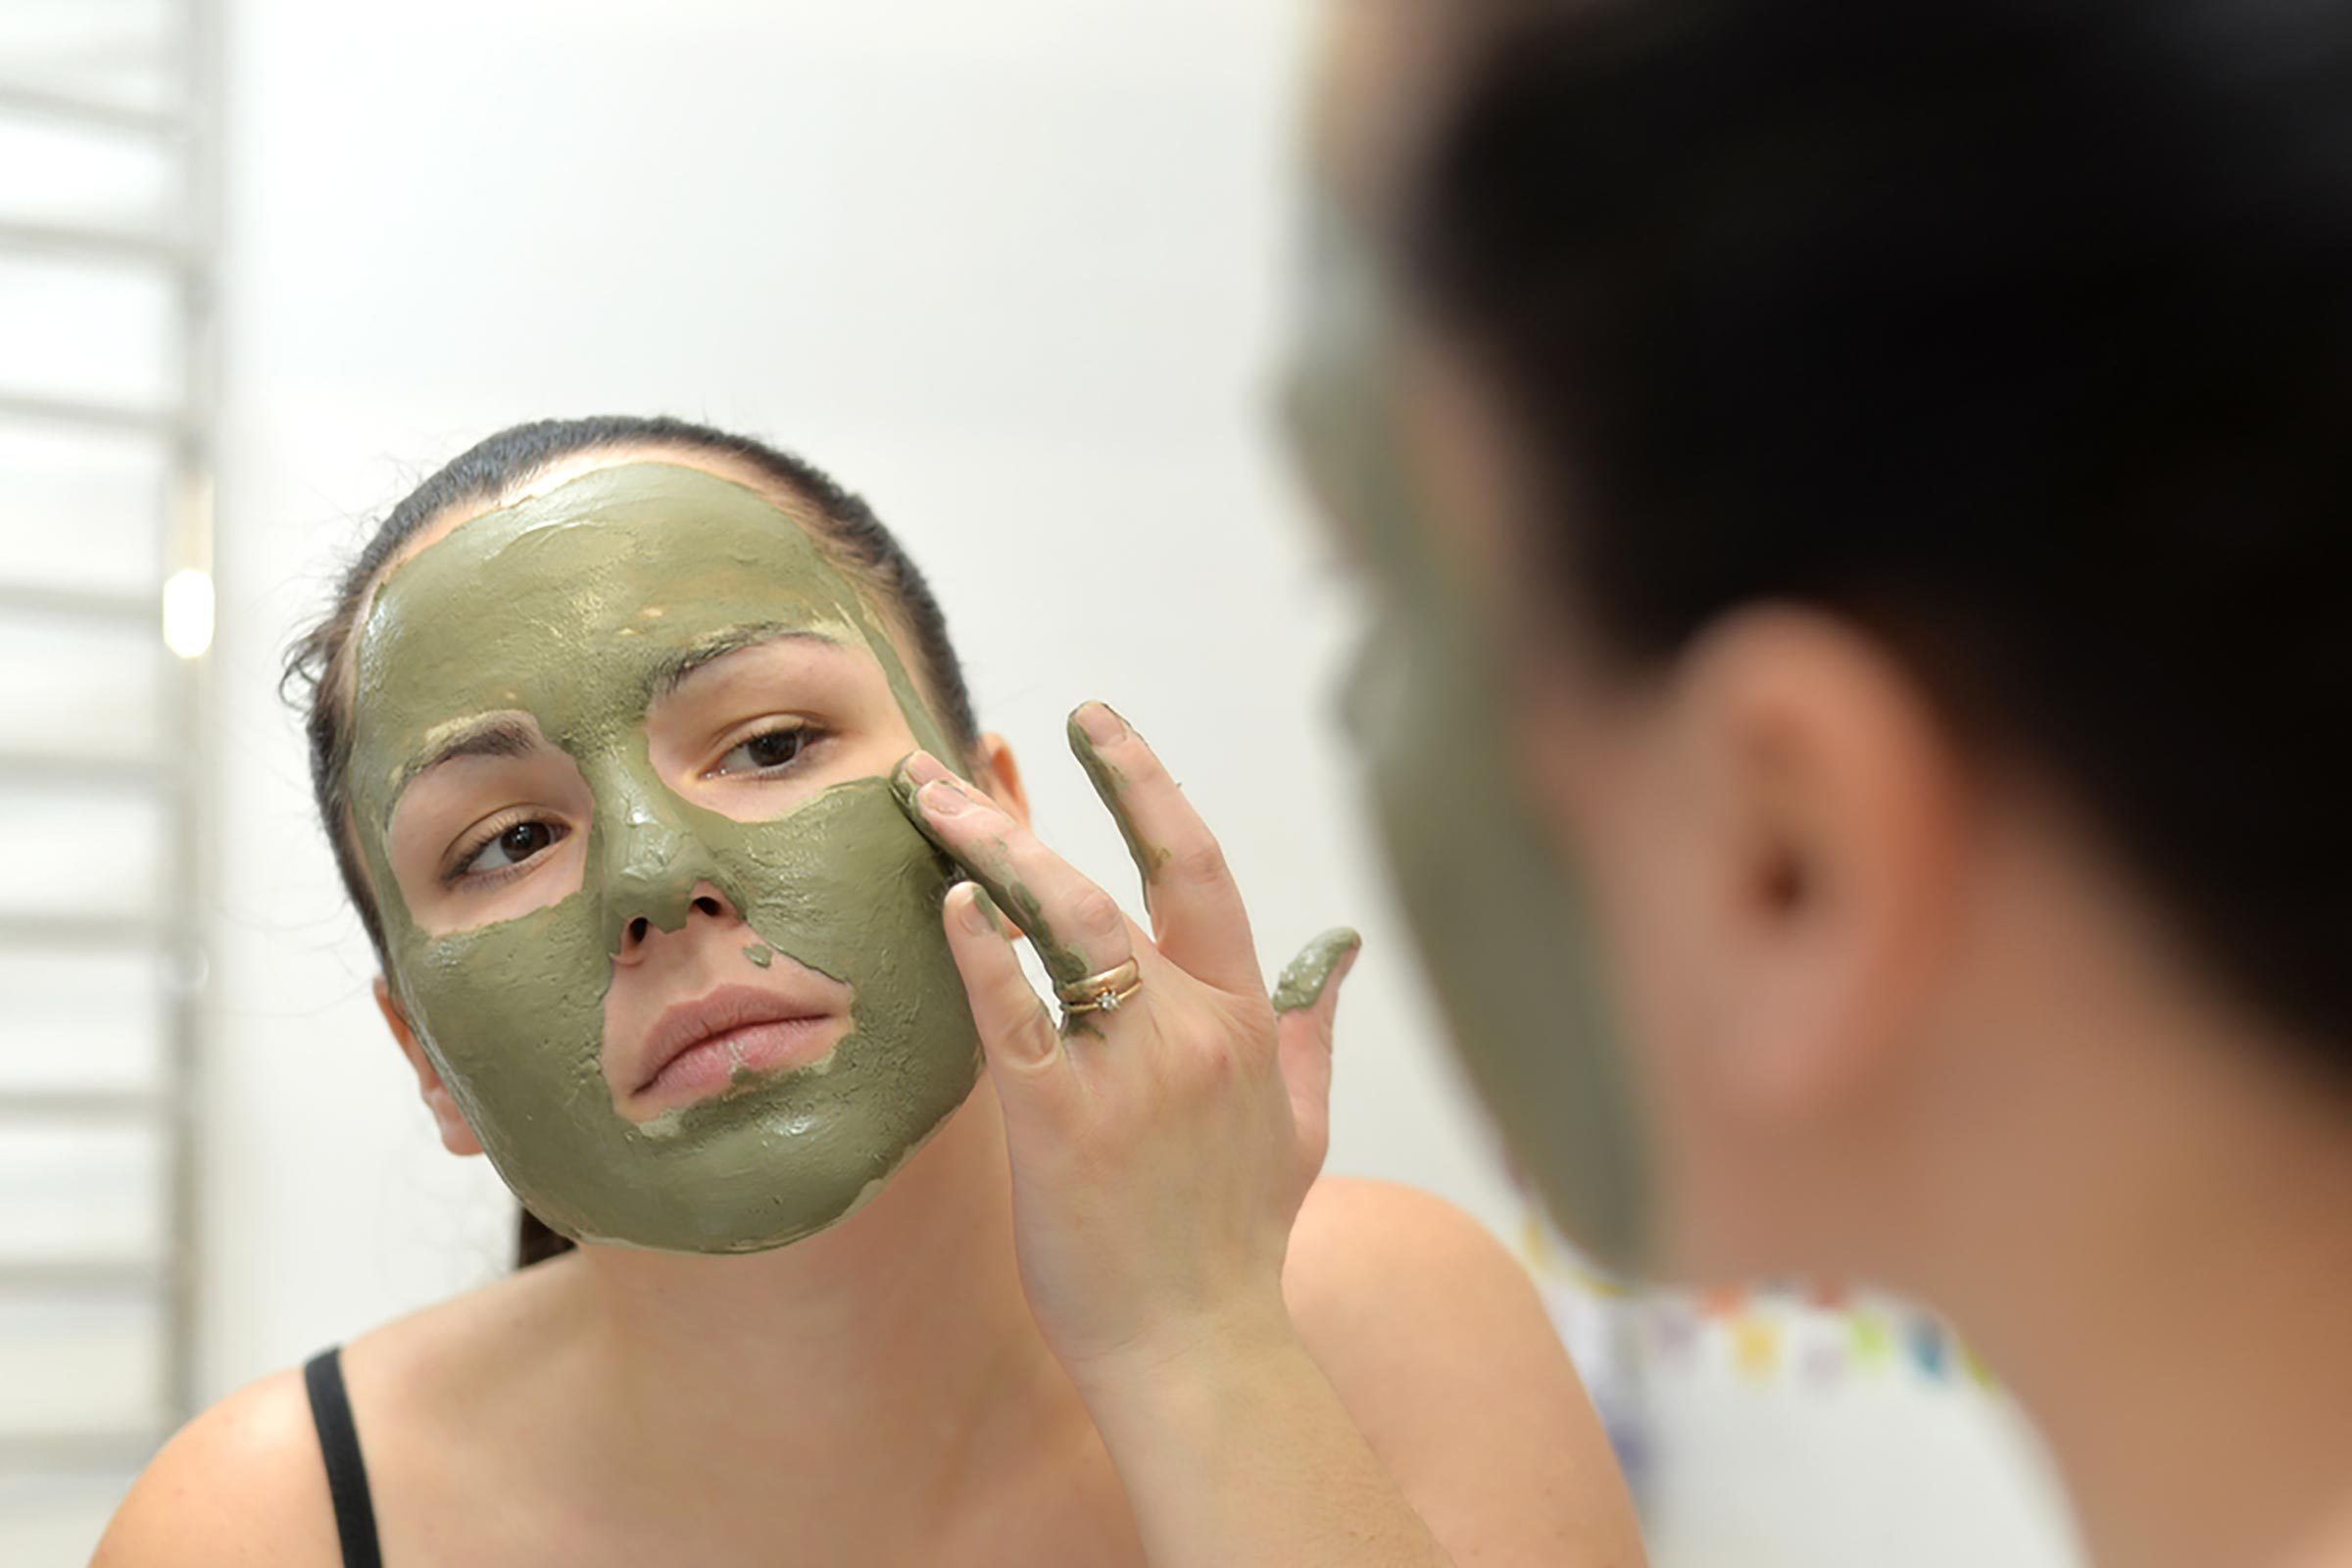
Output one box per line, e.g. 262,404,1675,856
302,1347,384,1568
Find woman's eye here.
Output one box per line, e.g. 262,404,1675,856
711,723,812,777
459,819,566,878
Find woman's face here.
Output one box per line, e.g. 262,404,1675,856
1286,0,1660,1272
345,457,983,1253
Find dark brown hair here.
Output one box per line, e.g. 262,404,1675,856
1407,0,2352,1060
282,416,985,1266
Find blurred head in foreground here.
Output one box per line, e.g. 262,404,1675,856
1291,0,2352,1331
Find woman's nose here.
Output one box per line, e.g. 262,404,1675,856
598,781,726,956
614,880,745,963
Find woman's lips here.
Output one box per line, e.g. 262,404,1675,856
626,984,848,1116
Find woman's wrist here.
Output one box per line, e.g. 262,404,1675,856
1067,1293,1455,1568
1059,1287,1304,1416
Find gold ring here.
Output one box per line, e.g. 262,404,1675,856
1056,958,1143,1015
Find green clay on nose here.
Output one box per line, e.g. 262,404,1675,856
1272,927,1362,1013
347,463,980,1253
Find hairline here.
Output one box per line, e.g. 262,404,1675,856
329,442,956,750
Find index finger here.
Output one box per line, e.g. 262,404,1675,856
1066,702,1263,997
889,750,1135,995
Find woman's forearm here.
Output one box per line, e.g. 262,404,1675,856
1076,1311,1455,1568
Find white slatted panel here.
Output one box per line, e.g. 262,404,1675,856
0,618,165,763
0,0,209,1557
0,429,169,597
0,954,167,1094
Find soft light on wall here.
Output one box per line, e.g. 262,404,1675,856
160,566,212,660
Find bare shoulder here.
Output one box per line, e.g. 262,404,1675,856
94,1258,571,1567
1283,1177,1648,1567
1284,1175,1542,1334
92,1368,338,1568
1283,1177,1572,1397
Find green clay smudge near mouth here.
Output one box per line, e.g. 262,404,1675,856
1272,928,1362,1013
348,463,981,1254
743,944,773,968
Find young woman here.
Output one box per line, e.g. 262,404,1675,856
94,416,1643,1567
1280,2,2352,1566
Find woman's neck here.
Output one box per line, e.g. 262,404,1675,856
550,1082,1082,1531
1917,1014,2352,1568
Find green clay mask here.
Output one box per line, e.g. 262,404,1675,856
1285,199,1656,1271
347,464,981,1253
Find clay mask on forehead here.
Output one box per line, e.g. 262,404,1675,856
1286,196,1655,1271
345,463,981,1253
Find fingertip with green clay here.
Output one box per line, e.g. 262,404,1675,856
1272,927,1364,1013
1064,706,1130,799
1067,702,1173,886
891,751,970,836
888,751,926,813
1069,700,1129,749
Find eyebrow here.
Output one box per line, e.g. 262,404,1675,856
384,625,847,808
393,715,545,802
648,623,842,701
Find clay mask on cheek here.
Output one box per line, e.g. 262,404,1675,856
1287,198,1656,1271
345,465,982,1252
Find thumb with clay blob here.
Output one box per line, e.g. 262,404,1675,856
1272,928,1362,1196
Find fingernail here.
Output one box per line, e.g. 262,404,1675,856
956,884,1004,936
900,750,953,789
1073,702,1127,747
918,778,971,817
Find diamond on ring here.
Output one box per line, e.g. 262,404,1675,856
1056,957,1144,1016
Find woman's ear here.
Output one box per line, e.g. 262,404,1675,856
372,976,486,1157
971,733,1031,826
1672,607,1969,1124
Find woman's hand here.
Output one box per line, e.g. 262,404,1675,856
891,702,1360,1392
894,705,1473,1568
